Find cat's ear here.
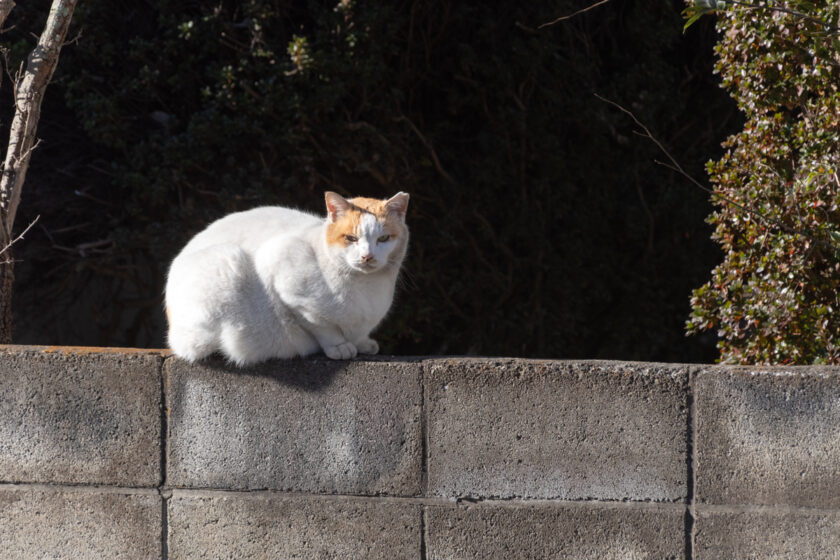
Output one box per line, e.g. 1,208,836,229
325,191,352,223
384,192,409,221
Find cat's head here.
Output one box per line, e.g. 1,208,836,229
324,191,409,273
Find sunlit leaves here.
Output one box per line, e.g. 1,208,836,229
687,2,840,364
287,35,311,74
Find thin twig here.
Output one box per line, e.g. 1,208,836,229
0,47,11,92
0,0,15,32
62,27,83,47
538,0,611,29
594,93,833,250
0,214,38,262
598,94,720,195
396,115,457,186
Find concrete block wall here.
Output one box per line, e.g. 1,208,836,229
1,345,839,559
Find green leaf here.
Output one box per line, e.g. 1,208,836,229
682,0,727,33
683,11,706,32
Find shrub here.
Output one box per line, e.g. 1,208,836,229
687,2,840,363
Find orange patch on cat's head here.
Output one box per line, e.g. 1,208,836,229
324,191,409,246
325,209,365,246
348,197,387,214
324,191,363,246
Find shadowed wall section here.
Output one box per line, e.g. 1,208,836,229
1,346,839,559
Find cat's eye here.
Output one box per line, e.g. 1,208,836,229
377,235,391,243
344,235,358,243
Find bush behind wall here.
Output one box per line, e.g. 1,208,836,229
688,3,840,364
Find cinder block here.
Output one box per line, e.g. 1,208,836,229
695,508,840,559
427,503,685,559
695,367,840,507
426,359,688,501
0,486,161,559
0,346,162,486
166,357,422,495
168,492,419,559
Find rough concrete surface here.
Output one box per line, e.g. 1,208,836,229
694,508,840,559
0,347,162,486
695,367,840,507
8,345,840,558
168,492,419,560
427,502,685,559
426,359,688,501
0,487,161,559
166,357,422,495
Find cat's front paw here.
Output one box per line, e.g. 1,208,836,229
324,342,358,360
356,338,379,355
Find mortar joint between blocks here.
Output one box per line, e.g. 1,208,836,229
420,360,429,498
687,366,698,560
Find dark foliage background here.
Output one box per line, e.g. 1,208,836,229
3,0,738,361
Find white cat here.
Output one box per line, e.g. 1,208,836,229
165,191,409,365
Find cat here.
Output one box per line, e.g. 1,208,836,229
165,191,409,365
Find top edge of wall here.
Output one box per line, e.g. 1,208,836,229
3,345,840,375
0,344,172,357
0,344,690,367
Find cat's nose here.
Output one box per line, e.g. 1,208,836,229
361,254,375,263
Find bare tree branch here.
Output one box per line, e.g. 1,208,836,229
0,0,78,343
539,0,611,29
1,0,78,236
0,214,38,264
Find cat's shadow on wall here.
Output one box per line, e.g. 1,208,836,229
193,353,405,392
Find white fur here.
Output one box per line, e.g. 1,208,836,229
165,196,408,365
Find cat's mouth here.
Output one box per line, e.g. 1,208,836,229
355,261,379,272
